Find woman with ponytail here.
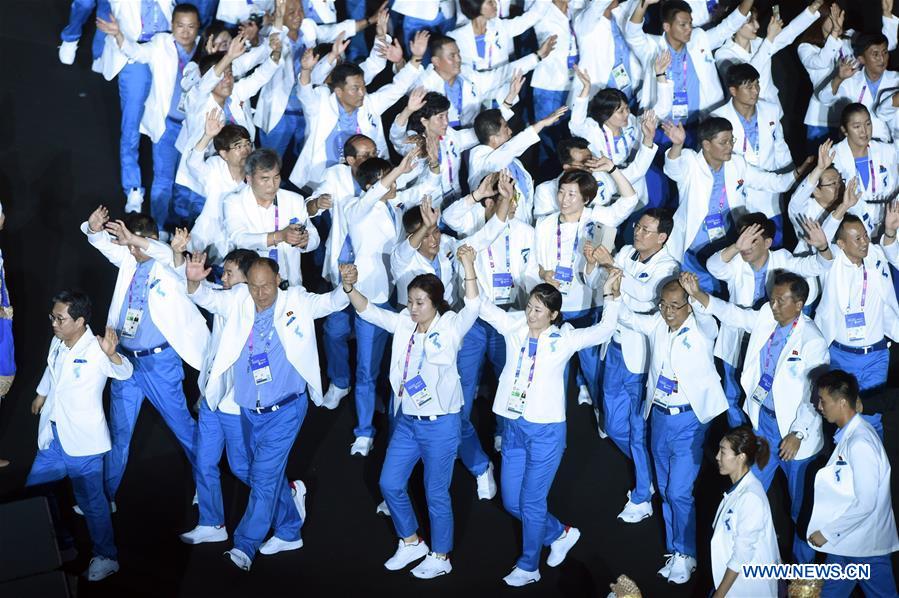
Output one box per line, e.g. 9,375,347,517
711,426,779,597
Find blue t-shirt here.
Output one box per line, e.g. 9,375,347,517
444,78,463,128
325,103,360,167
668,43,701,122
737,110,759,156
758,319,795,409
865,74,882,102
689,165,730,251
167,41,196,121
475,34,486,59
606,19,633,97
752,260,769,307
117,259,167,351
855,156,871,190
139,0,169,42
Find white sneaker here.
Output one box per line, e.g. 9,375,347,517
577,384,592,405
503,566,541,586
476,462,497,500
666,553,697,584
58,40,78,65
593,407,608,439
74,501,116,516
617,491,653,523
350,436,374,457
224,548,252,572
125,188,143,213
179,524,228,545
411,553,452,579
86,556,119,581
289,479,306,522
384,538,429,571
658,553,675,578
259,536,303,555
494,435,502,453
321,384,350,409
376,500,391,517
546,526,580,567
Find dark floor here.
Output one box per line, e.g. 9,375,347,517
0,1,897,597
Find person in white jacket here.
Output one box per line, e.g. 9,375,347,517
26,291,133,582
393,0,458,62
532,136,602,218
616,273,728,584
450,0,544,73
478,268,623,587
809,369,899,598
223,149,320,287
343,247,481,580
83,207,210,506
685,270,829,565
573,0,643,100
711,426,779,598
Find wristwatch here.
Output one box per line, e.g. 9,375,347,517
794,430,806,440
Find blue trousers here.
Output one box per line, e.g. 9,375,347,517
562,307,602,406
532,87,570,168
500,417,566,572
829,343,888,439
105,347,198,499
61,0,108,59
152,117,204,230
379,412,461,554
651,407,706,558
233,396,306,558
752,407,815,564
27,424,116,559
682,248,724,297
402,12,456,65
602,341,652,504
118,62,152,193
323,302,390,438
345,0,369,63
721,361,749,428
196,399,251,527
456,317,506,476
258,111,306,172
821,553,899,598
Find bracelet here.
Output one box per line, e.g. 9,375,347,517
603,293,615,298
464,277,477,281
342,285,353,293
503,100,513,108
655,72,665,77
885,231,897,239
608,165,618,173
536,53,543,62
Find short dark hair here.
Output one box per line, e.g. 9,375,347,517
852,32,889,57
250,257,280,276
428,34,456,59
223,248,258,276
661,277,687,300
344,134,374,159
409,92,451,135
402,205,426,235
474,109,505,145
698,117,734,143
722,426,771,469
407,273,451,314
173,3,201,21
726,63,761,90
642,208,674,238
354,157,393,190
840,102,870,130
837,214,866,239
772,270,809,304
244,148,281,177
52,290,91,325
557,137,591,165
816,369,860,409
123,214,158,238
328,63,365,90
459,0,486,21
661,0,692,24
737,212,776,240
588,88,629,125
213,124,251,153
528,284,564,326
199,51,224,76
558,170,598,204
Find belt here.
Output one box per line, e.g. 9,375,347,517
125,342,170,358
831,339,890,355
284,109,304,116
652,403,693,416
252,393,302,414
408,413,446,421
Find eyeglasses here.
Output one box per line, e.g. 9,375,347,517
48,314,71,324
658,302,688,313
633,223,660,234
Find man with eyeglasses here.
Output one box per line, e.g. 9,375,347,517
684,270,829,565
82,206,210,508
661,116,809,295
584,208,678,525
707,212,833,427
615,273,727,584
26,291,133,582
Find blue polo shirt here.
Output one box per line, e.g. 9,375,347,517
117,259,167,352
758,319,796,409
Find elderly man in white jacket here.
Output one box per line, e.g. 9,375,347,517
26,290,133,582
686,270,829,565
82,207,210,506
809,370,899,598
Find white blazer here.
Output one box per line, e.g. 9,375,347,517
704,299,827,461
467,127,539,216
454,0,512,26
92,0,173,81
618,308,728,423
82,222,210,370
449,9,544,72
463,219,539,308
36,330,133,457
706,248,826,365
480,299,620,423
287,61,422,189
391,0,453,21
710,471,780,598
186,150,245,262
664,150,796,261
216,0,272,25
358,296,479,416
529,0,584,93
196,284,348,407
223,186,320,286
626,6,748,114
191,283,240,415
830,139,898,234
818,69,899,142
390,124,479,205
574,1,644,98
808,414,899,558
312,163,358,286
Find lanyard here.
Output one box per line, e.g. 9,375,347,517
869,158,876,195
398,332,427,397
248,321,276,356
741,118,758,155
602,126,629,160
127,266,150,310
271,197,279,231
512,339,538,393
662,327,688,383
567,12,578,55
669,49,689,94
439,137,455,185
487,227,512,273
555,215,580,268
762,318,798,373
711,172,727,213
848,266,868,311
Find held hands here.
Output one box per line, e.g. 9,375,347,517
582,241,597,266
456,244,476,267
537,34,558,59
339,263,359,288
603,268,623,298
283,224,309,247
88,205,110,233
185,252,212,282
592,244,615,268
679,271,701,298
313,194,333,211
97,326,119,357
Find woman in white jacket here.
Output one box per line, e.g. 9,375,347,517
711,426,779,598
478,269,623,587
343,246,481,580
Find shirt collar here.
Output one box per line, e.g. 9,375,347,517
834,414,857,443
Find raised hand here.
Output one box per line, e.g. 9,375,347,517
505,70,525,104
661,121,686,145
592,244,614,267
885,201,899,235
105,219,137,246
475,172,500,201
574,64,591,97
537,34,558,59
97,326,119,357
603,267,623,297
641,110,658,143
655,49,671,76
204,108,225,138
593,156,616,173
300,47,320,71
536,106,569,130
679,271,701,298
798,215,829,250
837,56,858,80
816,138,834,171
497,170,515,201
185,252,212,282
329,32,350,61
375,2,390,39
735,223,763,251
410,30,430,60
339,263,359,286
381,38,404,63
171,227,190,254
405,87,427,114
88,205,110,233
843,176,861,208
766,14,784,41
227,32,248,60
95,14,120,37
420,196,440,230
456,244,476,266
